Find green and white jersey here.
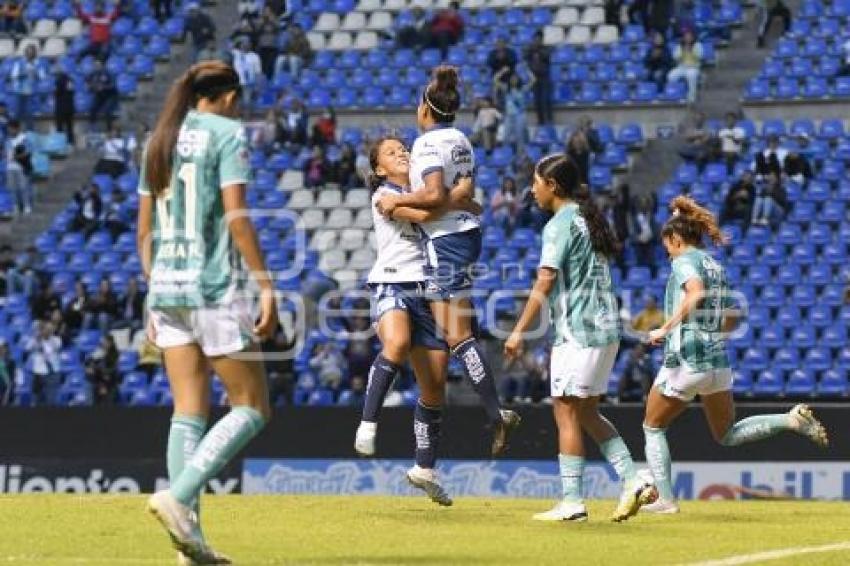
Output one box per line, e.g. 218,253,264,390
138,110,252,308
539,203,620,348
663,247,731,371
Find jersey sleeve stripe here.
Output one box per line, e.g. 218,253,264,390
420,166,443,181
220,178,249,188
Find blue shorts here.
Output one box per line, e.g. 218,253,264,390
423,228,482,300
369,282,447,351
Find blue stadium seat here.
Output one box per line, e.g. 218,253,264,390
807,263,833,287
785,369,816,396
773,347,800,370
818,369,848,396
804,181,831,203
809,304,833,328
776,264,800,287
821,323,847,347
821,201,846,224
732,369,753,395
746,264,771,286
790,243,816,266
759,243,785,266
791,285,816,307
819,119,844,140
633,82,658,101
776,306,801,328
790,324,817,348
745,79,770,100
308,389,335,406
740,347,769,371
821,284,845,306
759,324,785,349
753,368,784,397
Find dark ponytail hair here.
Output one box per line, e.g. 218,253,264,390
662,195,725,246
367,135,406,191
535,154,619,258
145,61,241,197
422,65,460,124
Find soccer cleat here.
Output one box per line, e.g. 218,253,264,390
491,410,521,457
406,465,453,506
147,491,222,565
611,471,659,523
354,421,377,457
532,500,588,522
177,550,232,565
641,499,680,514
789,404,829,447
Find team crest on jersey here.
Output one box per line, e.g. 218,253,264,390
451,144,472,165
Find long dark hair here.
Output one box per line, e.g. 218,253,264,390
144,61,241,197
367,135,406,191
662,195,724,246
535,154,618,258
422,65,460,124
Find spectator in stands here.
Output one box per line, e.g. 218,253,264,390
0,101,10,140
751,171,788,227
471,97,501,153
334,143,358,189
720,170,755,228
355,141,370,184
487,39,517,86
0,339,13,405
64,281,89,332
238,0,263,18
303,146,329,188
75,0,120,61
114,277,143,331
184,3,217,63
9,45,47,131
309,342,345,391
667,30,703,103
784,148,813,186
344,375,367,406
87,59,118,132
311,107,336,147
0,1,26,36
54,68,76,147
678,110,715,169
152,0,172,22
649,0,674,35
718,112,746,174
645,32,673,91
429,1,464,59
494,72,530,152
839,39,850,77
86,334,119,404
566,117,604,184
0,244,13,296
501,346,548,404
5,120,32,215
232,37,263,114
263,324,295,405
631,295,664,333
755,134,787,179
757,0,791,48
629,194,657,270
276,23,312,80
617,343,653,402
30,281,61,321
94,124,136,177
491,176,521,233
255,7,281,81
103,192,128,240
6,245,38,296
26,320,61,405
524,30,553,125
346,333,373,394
85,279,118,333
605,0,623,31
278,97,308,146
252,109,279,152
137,337,162,378
72,183,103,236
395,6,431,50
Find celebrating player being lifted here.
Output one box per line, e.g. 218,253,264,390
641,196,828,514
505,154,656,523
363,65,520,457
138,61,277,564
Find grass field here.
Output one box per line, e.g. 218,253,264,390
1,496,849,565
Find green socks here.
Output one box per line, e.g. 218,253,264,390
720,414,792,446
167,414,207,513
599,436,637,483
643,425,674,501
558,453,585,503
171,406,266,507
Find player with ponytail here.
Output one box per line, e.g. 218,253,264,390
371,66,521,467
139,61,276,564
641,196,828,514
505,154,656,523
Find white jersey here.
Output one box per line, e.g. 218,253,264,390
367,182,426,283
409,125,480,239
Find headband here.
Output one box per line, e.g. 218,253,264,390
423,89,454,118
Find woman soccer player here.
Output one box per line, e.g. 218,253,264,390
642,196,828,513
138,61,277,564
375,65,520,457
357,135,482,505
504,154,656,523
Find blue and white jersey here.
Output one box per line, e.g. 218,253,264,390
367,181,426,284
409,125,480,239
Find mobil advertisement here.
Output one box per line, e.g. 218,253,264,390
242,459,850,501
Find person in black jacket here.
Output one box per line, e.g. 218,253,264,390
54,69,75,145
524,31,553,125
73,182,102,236
114,276,144,331
86,59,118,131
720,171,756,229
645,32,673,91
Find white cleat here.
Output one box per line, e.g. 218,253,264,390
355,421,377,457
641,499,680,514
611,470,659,523
789,404,829,447
532,500,588,522
177,550,232,565
147,491,222,565
406,465,453,506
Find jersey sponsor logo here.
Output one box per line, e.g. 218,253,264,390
155,241,203,260
176,128,210,158
450,144,472,165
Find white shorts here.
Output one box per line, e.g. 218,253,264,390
149,298,256,357
550,341,619,398
654,364,733,402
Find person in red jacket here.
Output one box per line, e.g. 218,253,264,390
75,0,120,61
429,1,464,59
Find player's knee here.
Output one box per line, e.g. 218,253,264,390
382,339,411,362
